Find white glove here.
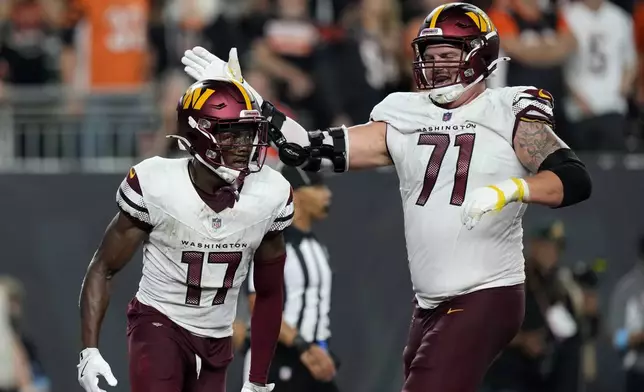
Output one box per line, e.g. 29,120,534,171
461,177,529,230
181,46,264,105
182,46,243,84
77,348,117,392
241,381,275,392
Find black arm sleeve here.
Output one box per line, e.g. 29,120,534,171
538,148,592,208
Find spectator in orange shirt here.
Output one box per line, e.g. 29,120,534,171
62,0,151,91
61,0,153,161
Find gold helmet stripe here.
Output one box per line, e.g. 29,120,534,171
466,9,497,32
428,4,448,28
465,11,486,31
230,80,253,110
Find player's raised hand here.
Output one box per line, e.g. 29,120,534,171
241,381,275,392
182,47,243,84
77,348,117,392
461,178,529,230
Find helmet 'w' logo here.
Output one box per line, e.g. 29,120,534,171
465,11,495,32
182,88,216,110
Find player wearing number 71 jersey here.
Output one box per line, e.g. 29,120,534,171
181,3,592,391
77,79,293,392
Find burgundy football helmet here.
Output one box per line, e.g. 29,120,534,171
172,79,269,184
411,3,505,103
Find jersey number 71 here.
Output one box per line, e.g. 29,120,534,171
416,133,475,206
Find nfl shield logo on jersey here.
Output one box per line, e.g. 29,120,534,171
212,217,222,229
442,112,452,121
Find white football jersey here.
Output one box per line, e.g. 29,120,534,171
563,1,636,119
370,86,552,309
116,157,294,338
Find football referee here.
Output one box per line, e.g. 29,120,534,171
240,165,340,391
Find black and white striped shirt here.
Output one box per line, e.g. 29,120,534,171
248,227,333,343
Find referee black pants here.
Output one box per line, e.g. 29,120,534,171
247,344,340,392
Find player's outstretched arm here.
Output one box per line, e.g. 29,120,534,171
245,232,287,390
77,212,147,391
262,100,392,172
513,120,591,207
347,121,392,169
79,212,147,348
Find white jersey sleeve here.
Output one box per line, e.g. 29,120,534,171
495,85,556,144
370,92,433,132
510,87,555,125
115,163,158,230
267,186,294,233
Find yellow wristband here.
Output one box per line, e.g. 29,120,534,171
510,177,526,202
488,185,506,211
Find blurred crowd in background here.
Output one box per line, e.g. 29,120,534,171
1,0,644,392
0,0,644,166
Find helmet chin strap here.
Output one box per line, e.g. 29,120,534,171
429,56,510,105
197,154,240,184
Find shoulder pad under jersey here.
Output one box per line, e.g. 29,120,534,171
370,92,435,133
115,156,169,230
508,86,555,127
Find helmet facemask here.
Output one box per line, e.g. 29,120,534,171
412,30,508,104
170,110,269,184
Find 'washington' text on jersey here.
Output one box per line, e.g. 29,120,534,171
181,241,249,249
415,123,478,133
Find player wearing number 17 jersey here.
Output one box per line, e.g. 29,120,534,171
77,79,293,392
181,3,593,391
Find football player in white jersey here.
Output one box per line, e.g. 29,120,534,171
77,79,294,392
181,3,592,391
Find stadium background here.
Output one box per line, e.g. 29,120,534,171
0,0,643,391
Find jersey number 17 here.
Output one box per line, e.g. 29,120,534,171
181,251,243,306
